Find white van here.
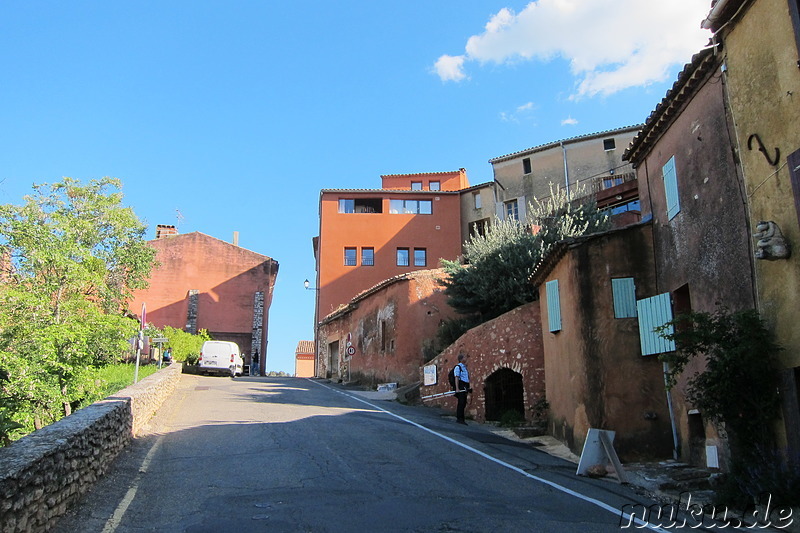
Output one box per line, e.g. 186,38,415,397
198,341,243,377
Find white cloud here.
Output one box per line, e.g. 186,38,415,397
435,0,711,97
501,101,537,122
433,54,467,82
561,116,578,126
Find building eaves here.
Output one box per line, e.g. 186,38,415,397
623,46,718,165
488,125,643,164
149,231,276,262
459,181,494,193
319,268,445,325
529,221,653,288
380,170,464,178
295,340,314,355
320,189,460,195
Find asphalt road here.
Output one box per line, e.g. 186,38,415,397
53,375,668,532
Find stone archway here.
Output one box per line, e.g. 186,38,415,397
484,368,525,422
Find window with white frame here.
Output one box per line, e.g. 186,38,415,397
411,182,423,190
473,192,481,209
429,181,440,191
505,199,519,221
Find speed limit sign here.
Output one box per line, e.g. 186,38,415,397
346,346,356,356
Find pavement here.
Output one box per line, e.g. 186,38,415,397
343,380,721,506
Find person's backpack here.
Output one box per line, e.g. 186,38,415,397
448,364,460,391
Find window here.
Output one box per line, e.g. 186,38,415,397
505,199,519,221
429,181,440,191
473,192,482,209
603,138,616,151
339,198,383,213
468,218,489,238
612,278,637,318
414,248,427,267
602,176,624,189
411,181,423,190
523,157,532,174
361,247,374,266
389,199,432,214
546,280,561,332
662,156,680,220
396,248,409,266
344,247,357,266
609,199,641,215
636,293,676,356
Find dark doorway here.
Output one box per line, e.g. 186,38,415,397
484,368,525,422
327,340,339,380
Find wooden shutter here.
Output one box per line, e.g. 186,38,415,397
662,156,680,220
546,279,562,332
612,278,637,318
636,293,675,356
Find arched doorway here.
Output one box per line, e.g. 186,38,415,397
484,368,525,422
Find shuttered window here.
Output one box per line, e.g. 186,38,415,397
612,278,637,318
663,156,680,220
546,279,562,332
636,293,676,356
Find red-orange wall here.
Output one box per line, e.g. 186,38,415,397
129,232,278,372
380,169,468,191
316,190,463,317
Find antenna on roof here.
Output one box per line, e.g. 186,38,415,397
175,209,184,230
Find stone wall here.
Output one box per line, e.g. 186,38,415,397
0,363,182,533
420,302,545,424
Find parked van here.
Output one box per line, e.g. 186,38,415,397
198,341,243,377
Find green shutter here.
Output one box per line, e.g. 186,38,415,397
636,293,675,356
612,278,637,318
546,279,561,332
663,156,680,220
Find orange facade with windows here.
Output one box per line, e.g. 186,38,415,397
314,171,468,319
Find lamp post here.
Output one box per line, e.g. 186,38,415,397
304,279,319,290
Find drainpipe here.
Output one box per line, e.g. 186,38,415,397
560,141,570,199
701,0,731,30
663,362,681,460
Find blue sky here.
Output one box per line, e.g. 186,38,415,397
0,1,711,374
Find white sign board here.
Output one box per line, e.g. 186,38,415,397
423,364,437,386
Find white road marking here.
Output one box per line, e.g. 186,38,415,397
310,379,667,532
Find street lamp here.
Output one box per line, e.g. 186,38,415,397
304,279,319,291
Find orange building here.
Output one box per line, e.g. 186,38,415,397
129,227,278,375
295,341,315,377
312,170,469,321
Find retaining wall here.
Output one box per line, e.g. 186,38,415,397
0,363,182,533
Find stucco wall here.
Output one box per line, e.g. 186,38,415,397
539,225,673,462
129,232,278,373
317,270,456,385
420,302,545,424
0,364,182,533
723,0,800,368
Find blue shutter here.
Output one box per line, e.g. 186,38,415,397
612,278,637,318
662,156,680,220
546,280,562,332
636,293,676,356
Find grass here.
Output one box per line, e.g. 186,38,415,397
82,363,161,406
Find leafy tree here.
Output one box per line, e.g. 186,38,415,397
160,326,211,363
0,178,156,435
440,184,609,324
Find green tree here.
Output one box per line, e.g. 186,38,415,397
0,178,156,435
440,184,609,324
161,326,211,363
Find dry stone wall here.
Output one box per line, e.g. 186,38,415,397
0,363,182,533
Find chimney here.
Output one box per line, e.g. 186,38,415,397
233,231,239,246
156,225,178,239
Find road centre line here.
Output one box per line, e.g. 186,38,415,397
310,379,666,532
